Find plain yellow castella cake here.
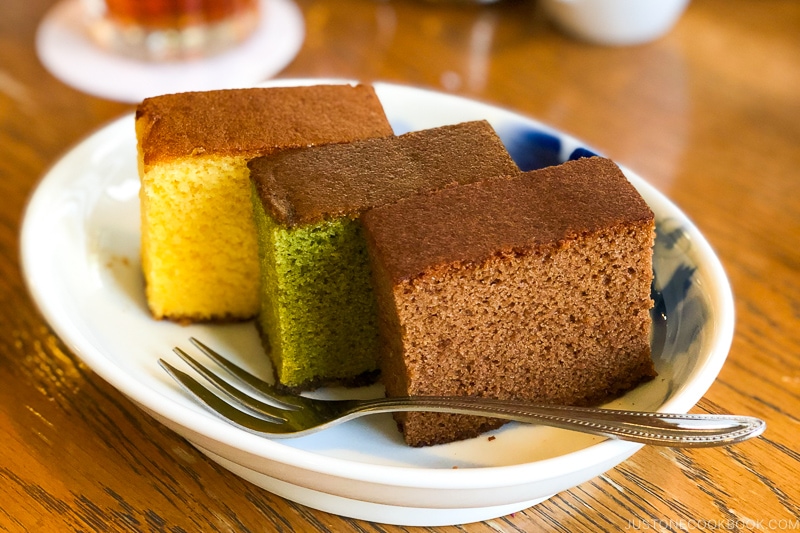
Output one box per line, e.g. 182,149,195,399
136,85,393,322
362,157,657,447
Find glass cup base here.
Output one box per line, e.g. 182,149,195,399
84,5,260,61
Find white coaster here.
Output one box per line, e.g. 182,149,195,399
36,0,305,103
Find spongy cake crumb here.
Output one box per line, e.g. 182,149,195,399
363,157,657,447
136,85,393,322
248,121,520,390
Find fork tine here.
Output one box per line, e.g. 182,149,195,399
188,337,303,409
171,347,291,422
158,359,309,436
161,352,767,446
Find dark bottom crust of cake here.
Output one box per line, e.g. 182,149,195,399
254,319,381,393
396,370,657,447
396,416,507,448
151,310,255,326
145,277,257,324
271,368,381,394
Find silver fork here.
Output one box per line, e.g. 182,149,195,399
159,338,766,447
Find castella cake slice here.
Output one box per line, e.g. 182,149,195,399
136,85,393,322
248,120,520,391
362,156,657,447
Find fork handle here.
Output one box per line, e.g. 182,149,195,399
349,397,765,447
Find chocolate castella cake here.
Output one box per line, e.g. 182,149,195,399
136,85,393,322
248,120,520,390
361,157,657,447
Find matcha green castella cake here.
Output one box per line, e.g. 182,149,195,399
248,120,520,391
361,157,657,447
136,84,393,323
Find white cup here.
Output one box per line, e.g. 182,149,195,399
540,0,690,46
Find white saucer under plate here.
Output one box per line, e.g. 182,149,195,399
36,0,304,103
20,80,734,526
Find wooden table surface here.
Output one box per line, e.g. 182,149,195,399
1,0,798,531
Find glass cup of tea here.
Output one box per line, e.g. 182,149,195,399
81,0,261,61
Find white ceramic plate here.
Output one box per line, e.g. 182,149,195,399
20,81,734,527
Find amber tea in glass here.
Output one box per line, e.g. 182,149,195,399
82,0,260,61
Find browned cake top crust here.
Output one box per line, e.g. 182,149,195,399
362,157,655,284
248,120,520,227
135,84,393,166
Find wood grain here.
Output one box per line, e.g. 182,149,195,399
1,0,798,531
